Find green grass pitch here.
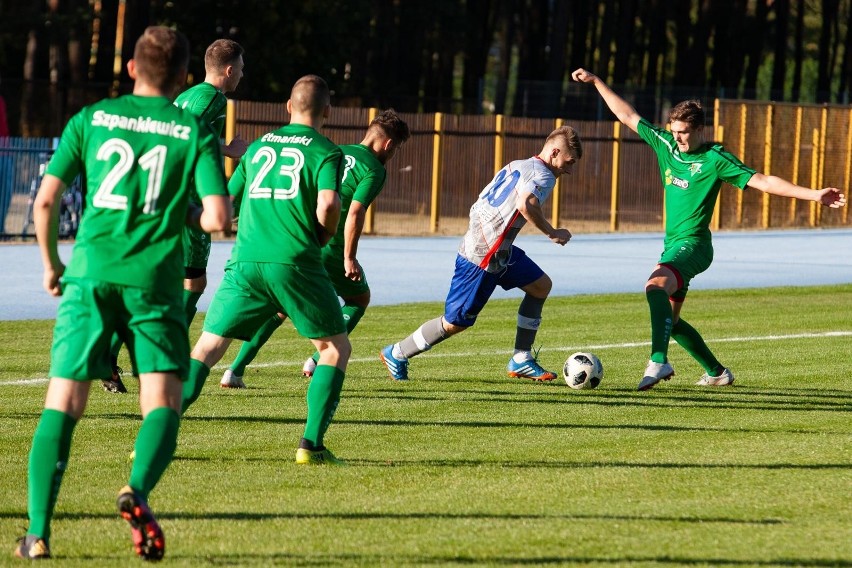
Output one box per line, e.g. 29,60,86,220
1,285,850,566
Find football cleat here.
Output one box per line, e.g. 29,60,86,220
695,367,735,386
379,345,409,381
295,447,346,466
637,361,675,391
219,369,246,389
302,357,317,378
507,356,557,381
14,534,50,560
117,485,165,561
102,365,128,394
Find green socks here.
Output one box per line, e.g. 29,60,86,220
129,407,180,499
181,359,210,414
27,409,77,542
183,289,203,327
302,365,345,447
646,289,672,364
671,318,724,375
231,314,284,376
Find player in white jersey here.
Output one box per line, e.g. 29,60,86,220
380,126,582,381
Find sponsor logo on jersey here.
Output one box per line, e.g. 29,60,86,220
665,168,689,189
260,133,314,146
91,110,192,140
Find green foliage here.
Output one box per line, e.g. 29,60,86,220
1,285,851,565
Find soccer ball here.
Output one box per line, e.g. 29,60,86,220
563,352,603,390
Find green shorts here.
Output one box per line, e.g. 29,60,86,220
182,225,211,271
322,246,370,298
203,261,346,340
658,237,714,300
49,277,189,381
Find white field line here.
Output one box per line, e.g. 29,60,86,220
3,330,851,387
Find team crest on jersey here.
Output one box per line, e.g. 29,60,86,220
689,162,702,176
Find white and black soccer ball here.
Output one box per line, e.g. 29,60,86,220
563,352,603,390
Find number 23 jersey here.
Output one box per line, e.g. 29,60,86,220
228,123,343,268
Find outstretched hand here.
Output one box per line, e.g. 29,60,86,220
571,68,599,84
819,188,847,208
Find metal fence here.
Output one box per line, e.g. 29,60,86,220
6,98,852,239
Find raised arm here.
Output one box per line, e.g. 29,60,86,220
571,68,641,133
746,173,847,208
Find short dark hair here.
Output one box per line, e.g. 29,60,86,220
133,26,189,91
669,100,705,128
370,109,410,144
205,39,244,73
289,75,330,116
545,125,582,159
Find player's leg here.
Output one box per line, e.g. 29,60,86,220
119,371,182,561
276,263,350,464
296,332,351,465
102,332,129,393
221,312,285,388
669,298,734,386
18,277,112,559
183,270,206,326
639,264,679,390
182,225,211,326
501,249,556,381
304,290,369,378
381,254,491,381
17,378,91,559
182,332,232,413
182,263,270,413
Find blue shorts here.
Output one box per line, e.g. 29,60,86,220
443,247,544,327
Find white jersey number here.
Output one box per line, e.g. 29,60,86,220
248,146,305,200
93,138,167,214
341,155,357,183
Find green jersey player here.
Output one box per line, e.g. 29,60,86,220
572,67,846,391
104,39,246,394
218,109,411,388
181,75,353,466
16,27,232,561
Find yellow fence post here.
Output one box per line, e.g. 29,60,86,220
845,108,852,224
711,99,722,230
430,112,443,233
494,114,504,175
225,99,237,178
762,104,773,228
810,128,819,227
816,107,828,226
789,106,803,223
551,118,563,228
610,121,621,231
364,107,378,234
737,103,747,226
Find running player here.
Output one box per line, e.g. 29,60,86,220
180,75,352,465
380,126,582,382
219,109,411,388
103,38,247,394
571,67,846,391
16,27,231,560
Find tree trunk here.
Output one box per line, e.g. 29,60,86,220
791,0,805,100
816,0,839,102
770,0,790,100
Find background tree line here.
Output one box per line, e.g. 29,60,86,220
1,0,850,136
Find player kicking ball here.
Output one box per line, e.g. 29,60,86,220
380,126,582,382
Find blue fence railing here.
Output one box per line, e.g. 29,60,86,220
0,137,61,239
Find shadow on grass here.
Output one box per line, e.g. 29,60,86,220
0,509,787,525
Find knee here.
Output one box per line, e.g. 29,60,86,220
527,274,552,298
